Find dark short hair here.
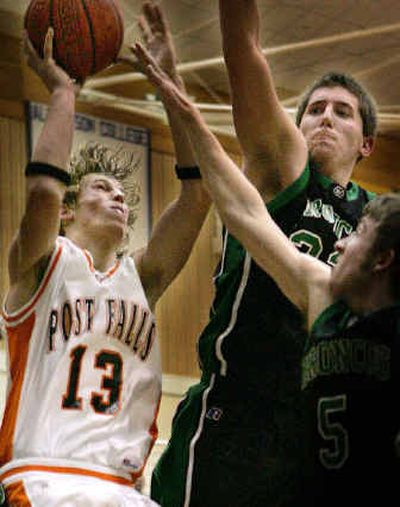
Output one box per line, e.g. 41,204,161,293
363,193,400,295
295,72,377,138
363,193,400,255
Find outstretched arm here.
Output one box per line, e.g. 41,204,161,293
219,0,308,199
133,42,332,324
123,1,210,308
7,29,77,311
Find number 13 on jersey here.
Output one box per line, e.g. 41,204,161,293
62,345,123,415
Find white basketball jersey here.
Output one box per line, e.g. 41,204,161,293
0,237,161,487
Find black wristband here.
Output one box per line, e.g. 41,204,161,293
175,165,201,180
25,162,72,186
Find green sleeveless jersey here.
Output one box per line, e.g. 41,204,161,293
152,164,375,507
302,301,400,506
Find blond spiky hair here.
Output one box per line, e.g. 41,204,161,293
66,142,142,231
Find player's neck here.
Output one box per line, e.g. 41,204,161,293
312,158,355,187
347,280,395,316
67,229,121,272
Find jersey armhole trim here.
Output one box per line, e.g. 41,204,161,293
2,244,63,325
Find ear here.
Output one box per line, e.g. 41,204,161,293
60,204,75,228
372,248,395,273
360,136,375,158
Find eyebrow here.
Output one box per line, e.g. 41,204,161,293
308,99,355,110
92,177,124,192
92,177,110,184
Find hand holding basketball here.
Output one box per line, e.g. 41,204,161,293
24,28,75,93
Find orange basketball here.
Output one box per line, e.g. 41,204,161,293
24,0,124,82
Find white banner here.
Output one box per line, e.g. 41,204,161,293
27,102,151,252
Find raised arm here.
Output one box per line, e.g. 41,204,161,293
7,29,77,311
124,1,210,308
219,0,308,198
133,42,333,325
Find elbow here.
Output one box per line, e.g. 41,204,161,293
27,176,64,211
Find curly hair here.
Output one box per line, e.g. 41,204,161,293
64,142,142,232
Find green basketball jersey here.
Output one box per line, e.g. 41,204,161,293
152,164,375,507
302,301,400,506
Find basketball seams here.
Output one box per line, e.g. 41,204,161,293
109,0,124,60
57,0,92,81
23,0,35,32
80,0,97,77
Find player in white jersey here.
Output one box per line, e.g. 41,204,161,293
1,236,160,501
0,19,209,507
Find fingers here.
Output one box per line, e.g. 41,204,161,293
23,27,76,94
153,2,169,35
137,15,151,44
132,42,163,84
43,27,54,61
143,1,167,35
133,40,192,117
133,42,178,100
132,42,158,72
23,27,54,70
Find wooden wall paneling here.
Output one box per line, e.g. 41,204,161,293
0,116,27,303
0,32,23,103
0,99,25,121
353,136,400,193
151,150,217,376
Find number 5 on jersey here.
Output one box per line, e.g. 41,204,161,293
317,395,349,469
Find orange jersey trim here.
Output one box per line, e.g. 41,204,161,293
1,464,134,487
3,245,63,324
82,249,121,279
0,313,35,464
131,394,161,480
5,480,31,506
83,249,95,271
105,260,121,279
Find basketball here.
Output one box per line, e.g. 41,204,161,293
24,0,124,82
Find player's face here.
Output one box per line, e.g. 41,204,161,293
299,86,372,172
330,216,378,299
75,174,129,239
